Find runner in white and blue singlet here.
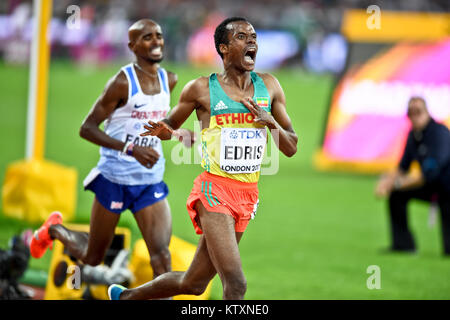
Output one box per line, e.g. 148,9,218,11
29,20,195,280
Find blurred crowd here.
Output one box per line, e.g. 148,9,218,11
0,0,449,71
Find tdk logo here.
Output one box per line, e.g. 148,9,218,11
233,130,263,139
229,130,238,139
214,100,228,111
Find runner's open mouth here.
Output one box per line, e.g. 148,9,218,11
150,46,162,55
244,48,256,63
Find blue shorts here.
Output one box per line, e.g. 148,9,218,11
84,173,169,214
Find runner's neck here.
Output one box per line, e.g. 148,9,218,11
134,58,159,77
219,69,252,91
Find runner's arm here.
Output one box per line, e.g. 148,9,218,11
79,71,129,151
142,78,202,140
80,71,160,167
267,75,298,157
242,74,298,157
167,71,178,93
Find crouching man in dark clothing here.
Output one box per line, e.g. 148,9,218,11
375,96,450,255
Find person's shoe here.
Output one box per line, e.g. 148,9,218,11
29,211,63,258
108,284,127,300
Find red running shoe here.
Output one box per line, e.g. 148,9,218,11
30,211,63,258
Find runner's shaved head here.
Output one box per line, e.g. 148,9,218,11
127,19,164,63
128,19,160,42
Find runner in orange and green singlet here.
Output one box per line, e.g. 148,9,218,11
108,17,298,301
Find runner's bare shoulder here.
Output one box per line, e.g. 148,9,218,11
255,72,281,88
254,72,283,99
101,70,129,101
180,76,210,107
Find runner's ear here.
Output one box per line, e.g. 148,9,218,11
128,41,135,52
219,43,228,56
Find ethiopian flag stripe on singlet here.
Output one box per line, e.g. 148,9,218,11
256,97,269,107
200,72,272,183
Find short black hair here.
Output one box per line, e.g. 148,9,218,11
214,17,249,59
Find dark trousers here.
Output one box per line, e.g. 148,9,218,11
388,185,450,254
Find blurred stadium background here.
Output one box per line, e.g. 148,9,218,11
0,0,449,299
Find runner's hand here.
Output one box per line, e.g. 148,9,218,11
141,120,174,138
132,145,160,169
241,97,274,127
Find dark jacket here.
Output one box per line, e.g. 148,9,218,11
399,118,450,193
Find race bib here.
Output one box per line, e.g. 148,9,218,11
119,119,162,161
220,127,266,174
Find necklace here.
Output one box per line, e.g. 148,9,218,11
134,63,158,78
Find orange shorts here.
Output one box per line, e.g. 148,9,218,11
186,171,259,234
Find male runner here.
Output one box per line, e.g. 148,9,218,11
109,17,298,300
30,19,194,279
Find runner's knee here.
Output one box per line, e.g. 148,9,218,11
151,245,170,259
223,274,247,297
180,275,209,296
149,246,171,274
150,245,171,264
